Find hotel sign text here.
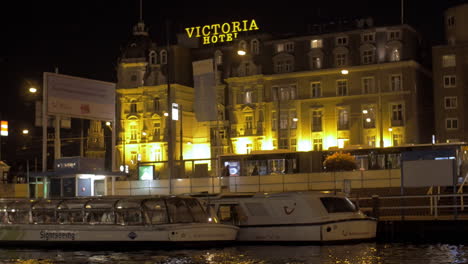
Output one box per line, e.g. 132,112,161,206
185,19,259,45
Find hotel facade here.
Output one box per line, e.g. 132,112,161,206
115,19,433,179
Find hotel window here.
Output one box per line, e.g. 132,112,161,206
366,135,376,147
244,90,254,104
442,54,456,67
445,96,458,109
130,102,137,113
290,139,297,151
215,50,223,65
336,36,348,46
312,57,322,69
390,48,401,62
390,75,402,91
285,42,294,52
312,110,323,132
335,53,347,66
336,80,348,96
446,118,458,130
311,82,321,98
390,103,404,126
130,124,137,141
290,110,297,129
337,108,349,130
443,75,456,88
393,134,403,146
153,122,161,141
362,106,376,129
160,50,167,64
311,39,323,48
245,115,253,131
447,16,455,27
273,85,296,101
362,49,375,64
272,112,277,131
251,39,260,54
361,33,375,43
149,51,157,64
280,110,288,130
362,77,375,94
388,30,402,40
153,98,160,112
313,138,323,151
275,43,284,53
239,40,247,53
275,60,293,73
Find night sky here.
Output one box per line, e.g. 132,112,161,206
0,0,465,163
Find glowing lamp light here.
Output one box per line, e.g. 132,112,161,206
366,118,371,123
163,112,169,117
22,129,29,135
29,87,37,93
292,117,299,122
341,69,349,75
362,110,368,114
237,50,246,56
105,121,111,126
388,128,393,132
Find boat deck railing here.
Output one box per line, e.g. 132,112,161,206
351,193,468,221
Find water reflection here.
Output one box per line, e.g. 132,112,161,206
1,243,468,264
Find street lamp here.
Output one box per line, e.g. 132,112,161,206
237,49,246,56
341,69,349,75
29,87,37,94
22,129,29,135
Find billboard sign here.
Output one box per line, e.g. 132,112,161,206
139,165,154,180
45,72,115,121
185,19,259,45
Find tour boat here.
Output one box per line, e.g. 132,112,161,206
0,196,238,247
197,191,376,243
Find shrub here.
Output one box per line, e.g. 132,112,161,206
323,152,357,172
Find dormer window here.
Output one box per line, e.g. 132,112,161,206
336,36,348,46
276,42,294,53
160,50,167,64
447,16,455,28
361,33,375,43
311,39,323,49
149,51,157,64
388,30,402,40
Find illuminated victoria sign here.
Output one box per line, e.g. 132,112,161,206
185,19,259,45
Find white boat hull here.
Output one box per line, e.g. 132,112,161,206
0,223,239,244
237,219,376,242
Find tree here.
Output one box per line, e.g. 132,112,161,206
323,152,357,172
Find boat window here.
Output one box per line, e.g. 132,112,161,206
217,204,247,225
184,198,207,223
8,210,30,224
32,210,56,224
116,210,142,225
166,198,194,223
85,210,115,225
244,203,269,216
320,197,357,213
57,210,84,224
143,199,168,225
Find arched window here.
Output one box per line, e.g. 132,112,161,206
251,39,260,54
214,50,223,65
130,101,137,113
239,40,247,53
390,48,400,62
149,51,157,64
160,50,167,64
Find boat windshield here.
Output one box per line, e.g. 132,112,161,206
320,197,357,213
0,196,210,225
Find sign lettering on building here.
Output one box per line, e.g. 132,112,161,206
185,19,259,45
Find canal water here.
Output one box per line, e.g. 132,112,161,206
0,243,467,264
